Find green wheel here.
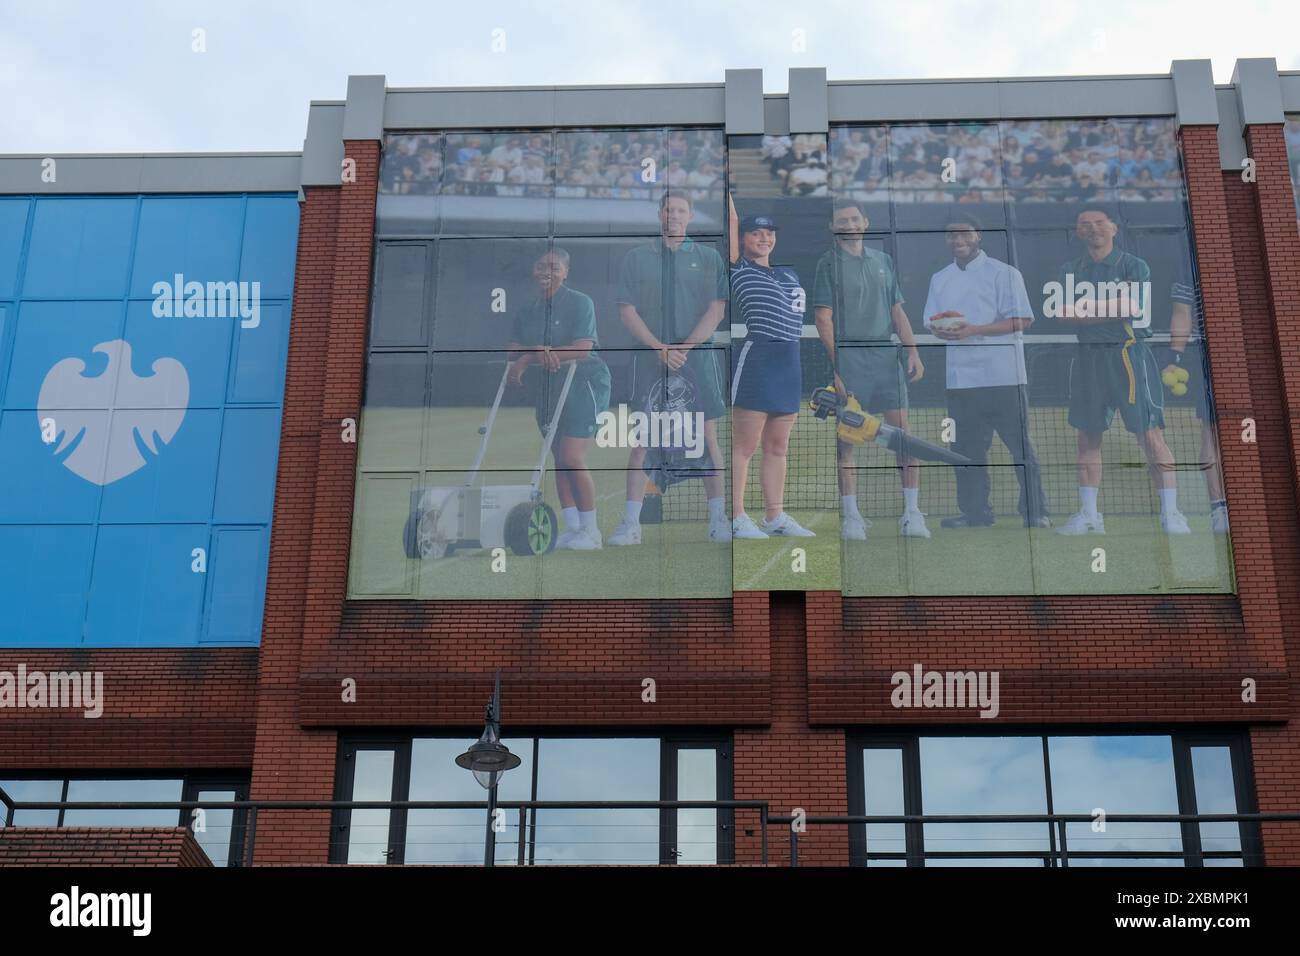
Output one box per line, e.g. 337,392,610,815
505,502,557,556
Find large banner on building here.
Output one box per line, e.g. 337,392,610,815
352,120,1234,600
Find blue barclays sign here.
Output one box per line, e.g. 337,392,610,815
0,193,299,648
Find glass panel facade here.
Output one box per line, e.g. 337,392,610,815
0,779,61,827
534,737,659,865
675,748,717,865
406,737,533,865
0,774,246,866
1191,745,1242,857
346,750,396,865
851,732,1251,866
192,790,237,868
861,748,906,864
337,735,724,866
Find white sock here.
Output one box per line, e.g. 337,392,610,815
563,507,581,531
580,509,598,530
624,500,643,524
707,497,727,521
1159,487,1177,514
1080,486,1099,516
842,494,862,519
903,488,919,512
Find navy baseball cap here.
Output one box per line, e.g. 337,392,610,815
740,214,778,233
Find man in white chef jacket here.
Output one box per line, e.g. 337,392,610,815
924,214,1051,529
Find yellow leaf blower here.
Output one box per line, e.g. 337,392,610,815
809,385,973,466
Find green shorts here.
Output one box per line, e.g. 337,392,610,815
1067,340,1165,434
632,348,728,421
535,360,612,439
837,345,908,413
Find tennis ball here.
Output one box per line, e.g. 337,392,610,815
1171,382,1188,397
1161,368,1180,389
1176,367,1190,384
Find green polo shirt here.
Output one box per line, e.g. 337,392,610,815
510,284,601,369
1057,247,1151,344
812,243,904,343
616,238,728,344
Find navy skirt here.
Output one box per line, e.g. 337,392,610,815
731,338,802,415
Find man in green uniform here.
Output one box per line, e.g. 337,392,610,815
508,248,611,550
1053,204,1189,535
813,197,929,540
608,192,730,545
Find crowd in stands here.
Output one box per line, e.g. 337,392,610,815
381,120,1203,206
821,119,1186,203
381,129,727,200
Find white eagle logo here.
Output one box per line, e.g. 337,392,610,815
37,339,189,486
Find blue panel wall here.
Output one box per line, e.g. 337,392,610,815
0,193,298,647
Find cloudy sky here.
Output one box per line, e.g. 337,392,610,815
4,0,1297,153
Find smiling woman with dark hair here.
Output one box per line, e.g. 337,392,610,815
726,194,815,540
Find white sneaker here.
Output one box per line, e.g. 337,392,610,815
842,514,868,540
731,514,769,539
608,519,641,546
709,515,732,542
1211,504,1229,534
555,529,581,550
1056,511,1105,535
899,509,931,539
1161,509,1191,535
762,512,816,537
565,526,603,550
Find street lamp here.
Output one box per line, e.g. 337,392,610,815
456,671,521,866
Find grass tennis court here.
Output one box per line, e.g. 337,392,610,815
349,401,1234,597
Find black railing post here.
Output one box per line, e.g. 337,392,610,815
1056,818,1068,868
790,828,799,867
760,807,769,866
244,806,258,867
517,807,526,866
1,786,14,829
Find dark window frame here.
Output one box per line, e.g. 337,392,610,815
0,770,250,867
845,726,1259,868
331,729,734,866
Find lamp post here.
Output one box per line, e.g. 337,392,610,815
455,671,521,866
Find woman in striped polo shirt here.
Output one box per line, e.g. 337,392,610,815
727,194,815,539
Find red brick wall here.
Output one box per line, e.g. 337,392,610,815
298,597,770,726
1236,123,1300,865
0,828,213,867
809,594,1285,725
735,593,847,866
0,649,257,768
244,155,361,858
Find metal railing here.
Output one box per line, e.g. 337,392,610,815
0,790,770,867
4,787,1298,868
768,811,1300,867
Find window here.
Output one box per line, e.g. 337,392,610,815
331,733,732,865
0,773,248,867
847,730,1259,866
